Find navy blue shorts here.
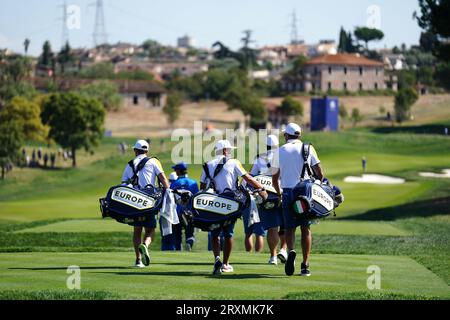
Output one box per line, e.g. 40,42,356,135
210,222,235,239
130,214,157,228
242,207,266,236
258,205,283,231
282,189,311,229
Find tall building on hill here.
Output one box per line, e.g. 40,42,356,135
177,35,195,48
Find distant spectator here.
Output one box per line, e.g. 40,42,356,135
445,127,448,136
63,151,68,162
362,156,367,173
387,112,391,121
50,153,56,169
26,155,30,167
37,147,42,161
43,153,49,168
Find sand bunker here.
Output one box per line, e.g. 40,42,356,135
344,174,405,184
419,169,450,178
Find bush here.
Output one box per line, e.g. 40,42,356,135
394,88,419,123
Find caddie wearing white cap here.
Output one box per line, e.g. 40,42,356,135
121,139,170,268
248,134,288,265
271,123,324,277
200,139,268,275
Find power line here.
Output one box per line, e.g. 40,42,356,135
57,0,69,48
91,0,108,47
290,10,301,45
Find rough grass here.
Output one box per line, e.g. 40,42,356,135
0,289,119,300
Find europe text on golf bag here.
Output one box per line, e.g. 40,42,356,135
99,185,164,225
253,174,279,210
186,189,249,231
290,143,343,220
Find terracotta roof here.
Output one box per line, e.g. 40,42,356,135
305,53,383,67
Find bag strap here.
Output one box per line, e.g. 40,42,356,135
203,157,229,192
213,156,228,178
128,157,152,187
300,143,313,180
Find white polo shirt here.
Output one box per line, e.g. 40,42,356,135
121,154,164,189
250,150,277,176
200,155,247,194
271,139,320,189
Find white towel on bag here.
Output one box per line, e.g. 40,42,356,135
160,189,180,236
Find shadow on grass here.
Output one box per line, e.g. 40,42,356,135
9,266,132,271
372,124,449,135
341,197,450,221
98,271,282,279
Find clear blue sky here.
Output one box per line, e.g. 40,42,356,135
0,0,422,56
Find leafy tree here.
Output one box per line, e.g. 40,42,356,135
39,41,54,67
339,103,348,119
415,0,450,61
280,96,303,117
289,55,308,75
24,38,30,56
166,73,205,101
224,83,267,126
204,68,240,100
350,108,363,127
354,27,384,50
338,27,348,53
80,62,115,79
396,70,417,90
0,120,23,179
1,96,48,141
337,27,357,53
163,91,183,125
419,31,438,52
41,92,105,167
416,66,434,86
0,55,35,102
394,88,419,123
76,80,123,111
434,62,450,90
57,41,74,74
346,32,358,53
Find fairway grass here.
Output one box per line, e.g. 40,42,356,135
14,218,410,236
0,252,448,300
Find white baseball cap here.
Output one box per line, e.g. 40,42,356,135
215,139,237,151
133,139,150,151
266,135,279,147
283,123,302,136
168,172,178,181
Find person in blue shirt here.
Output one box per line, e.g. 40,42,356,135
160,162,199,251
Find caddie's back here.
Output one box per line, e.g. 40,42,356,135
271,124,320,189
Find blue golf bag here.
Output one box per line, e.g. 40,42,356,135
290,143,344,221
251,174,280,210
99,185,165,226
183,187,250,232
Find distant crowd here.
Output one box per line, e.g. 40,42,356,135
22,147,73,169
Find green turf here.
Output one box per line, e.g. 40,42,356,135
13,218,409,236
14,219,131,233
0,252,448,300
0,130,449,300
311,220,409,236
